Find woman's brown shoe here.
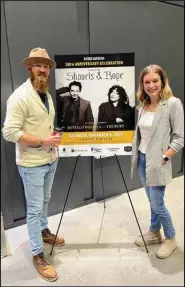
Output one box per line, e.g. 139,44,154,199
135,230,162,247
156,238,177,259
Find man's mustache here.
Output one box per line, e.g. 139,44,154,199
37,73,47,77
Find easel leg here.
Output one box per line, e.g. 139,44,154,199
100,156,106,209
50,155,79,255
115,155,149,253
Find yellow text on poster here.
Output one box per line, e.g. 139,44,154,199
61,131,134,145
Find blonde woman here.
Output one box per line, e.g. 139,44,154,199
131,65,184,259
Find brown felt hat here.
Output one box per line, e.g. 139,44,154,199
22,47,56,69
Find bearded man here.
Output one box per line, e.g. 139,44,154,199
2,48,65,282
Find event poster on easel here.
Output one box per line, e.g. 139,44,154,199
54,53,135,157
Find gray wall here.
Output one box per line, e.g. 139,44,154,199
1,1,184,229
162,1,184,6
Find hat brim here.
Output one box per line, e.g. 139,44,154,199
22,57,56,69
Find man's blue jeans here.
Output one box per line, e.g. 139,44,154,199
138,152,175,239
18,159,58,256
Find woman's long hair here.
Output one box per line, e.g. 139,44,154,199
108,85,129,107
137,64,174,107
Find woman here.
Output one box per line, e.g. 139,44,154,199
131,65,184,259
98,85,135,131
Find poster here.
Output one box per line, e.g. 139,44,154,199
55,53,135,157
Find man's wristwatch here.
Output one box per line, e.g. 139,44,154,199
162,155,169,161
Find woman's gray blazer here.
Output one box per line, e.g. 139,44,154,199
131,97,184,186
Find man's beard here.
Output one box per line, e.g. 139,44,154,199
30,71,49,93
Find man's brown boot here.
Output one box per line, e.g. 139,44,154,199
42,228,65,246
33,252,58,282
135,230,163,247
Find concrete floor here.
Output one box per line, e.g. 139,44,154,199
1,176,184,286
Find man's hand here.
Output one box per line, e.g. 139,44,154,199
42,135,62,146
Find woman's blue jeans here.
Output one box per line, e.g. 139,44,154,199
138,152,175,239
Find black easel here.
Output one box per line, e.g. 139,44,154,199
50,155,79,255
50,154,149,255
100,156,106,209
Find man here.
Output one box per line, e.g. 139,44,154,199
2,48,64,282
56,81,94,132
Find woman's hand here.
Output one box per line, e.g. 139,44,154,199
162,148,176,165
116,118,124,123
162,159,168,165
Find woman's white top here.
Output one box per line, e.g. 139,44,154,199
138,110,155,154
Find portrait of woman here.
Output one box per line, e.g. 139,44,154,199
97,85,135,131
